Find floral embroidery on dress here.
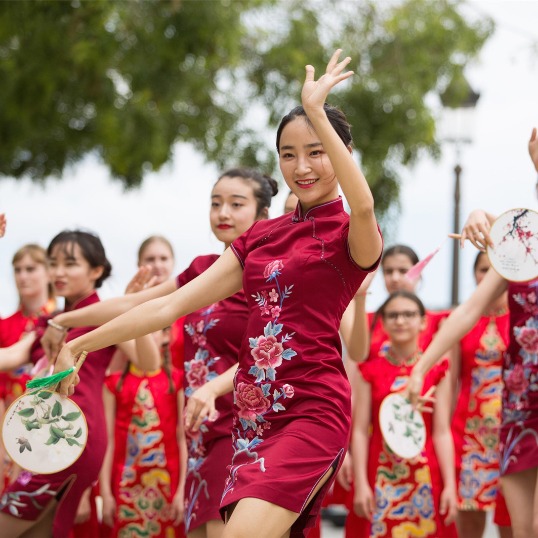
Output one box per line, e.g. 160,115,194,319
222,260,297,499
0,479,56,517
500,289,538,473
184,303,224,532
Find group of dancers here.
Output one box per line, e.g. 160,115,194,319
0,49,536,538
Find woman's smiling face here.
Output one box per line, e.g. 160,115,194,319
278,117,339,211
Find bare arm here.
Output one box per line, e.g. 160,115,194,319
408,268,507,405
100,386,117,528
432,374,457,525
529,127,538,172
0,333,35,371
340,272,376,362
171,389,187,525
55,250,243,395
351,372,375,520
301,50,382,269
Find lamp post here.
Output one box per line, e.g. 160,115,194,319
440,75,480,307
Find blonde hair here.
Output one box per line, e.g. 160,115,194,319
12,244,54,300
137,236,175,265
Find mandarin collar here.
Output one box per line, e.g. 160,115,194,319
64,291,99,312
291,197,344,223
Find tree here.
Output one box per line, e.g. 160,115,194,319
0,0,492,219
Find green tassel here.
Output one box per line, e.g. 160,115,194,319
26,367,76,392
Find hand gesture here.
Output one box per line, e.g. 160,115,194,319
184,382,219,432
0,213,5,237
459,209,493,251
54,345,80,398
124,265,157,294
529,127,538,172
353,481,376,520
301,49,353,113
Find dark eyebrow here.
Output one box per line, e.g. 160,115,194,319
211,194,249,200
280,142,322,151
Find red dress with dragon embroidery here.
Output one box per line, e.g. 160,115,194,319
103,366,185,538
451,311,511,525
345,355,457,538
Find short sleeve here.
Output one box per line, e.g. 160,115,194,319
427,357,450,387
104,372,121,395
230,221,261,269
175,255,219,289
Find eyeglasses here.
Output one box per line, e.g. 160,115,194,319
383,310,421,322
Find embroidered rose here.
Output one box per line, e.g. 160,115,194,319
186,360,209,389
235,382,271,421
264,260,284,279
282,384,295,398
194,333,208,347
505,364,529,396
514,326,538,353
251,335,284,369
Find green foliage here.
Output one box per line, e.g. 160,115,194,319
0,0,493,219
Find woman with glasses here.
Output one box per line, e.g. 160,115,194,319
348,290,457,537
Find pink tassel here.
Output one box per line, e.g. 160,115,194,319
405,245,442,284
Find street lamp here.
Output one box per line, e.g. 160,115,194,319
440,74,480,307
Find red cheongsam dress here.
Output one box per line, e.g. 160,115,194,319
177,255,248,532
451,311,511,525
499,280,538,476
104,365,185,537
346,355,457,538
0,292,115,537
223,198,381,537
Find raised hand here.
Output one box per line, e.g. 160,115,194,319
124,265,157,294
301,49,353,112
0,213,6,237
459,209,494,251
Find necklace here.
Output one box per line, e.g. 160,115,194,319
385,347,422,367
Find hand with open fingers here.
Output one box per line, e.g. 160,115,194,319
171,490,185,525
301,49,353,113
460,209,493,251
529,127,538,172
439,485,458,525
335,450,353,491
0,213,5,237
124,265,157,294
184,383,218,432
353,481,376,520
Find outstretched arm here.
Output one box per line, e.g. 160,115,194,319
301,50,382,269
0,333,35,371
408,268,507,406
55,249,243,396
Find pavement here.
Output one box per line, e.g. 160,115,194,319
318,509,499,537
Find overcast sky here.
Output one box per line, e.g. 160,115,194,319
1,0,538,316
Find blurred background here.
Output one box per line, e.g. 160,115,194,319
1,0,537,315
